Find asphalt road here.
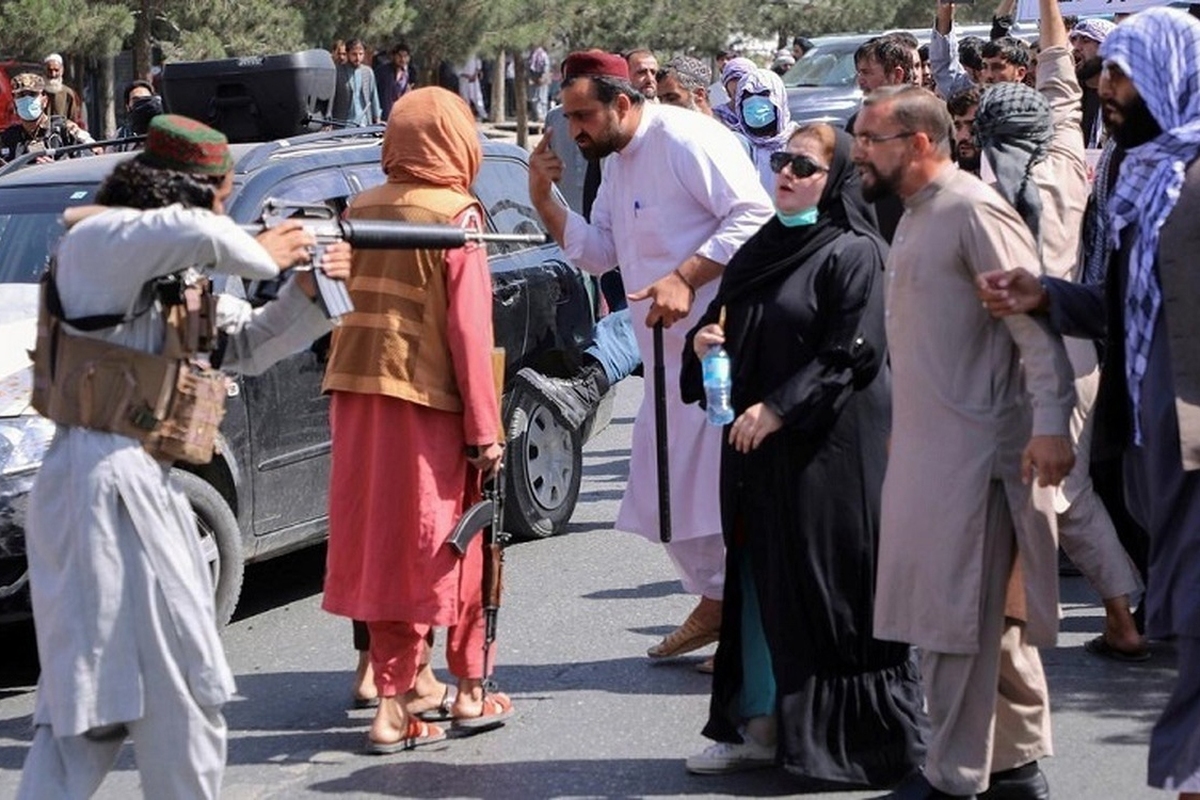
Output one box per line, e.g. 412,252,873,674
0,376,1180,799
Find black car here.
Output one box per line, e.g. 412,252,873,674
0,129,612,625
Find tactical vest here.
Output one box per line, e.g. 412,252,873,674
30,262,228,464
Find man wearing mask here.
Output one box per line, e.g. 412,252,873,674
114,80,163,150
0,73,93,164
43,53,86,129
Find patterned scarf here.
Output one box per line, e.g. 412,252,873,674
1102,8,1200,444
974,81,1052,248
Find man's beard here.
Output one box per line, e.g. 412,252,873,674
956,144,981,174
576,131,618,160
1105,94,1164,148
1076,56,1102,83
858,162,900,201
45,78,63,94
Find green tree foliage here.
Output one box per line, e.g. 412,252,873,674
402,0,493,84
0,0,132,59
291,0,413,53
154,0,306,60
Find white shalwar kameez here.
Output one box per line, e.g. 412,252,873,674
18,206,332,800
562,103,773,595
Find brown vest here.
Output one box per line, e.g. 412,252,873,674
321,183,481,412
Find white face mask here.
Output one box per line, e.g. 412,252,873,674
15,96,43,122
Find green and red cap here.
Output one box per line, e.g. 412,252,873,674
139,114,233,176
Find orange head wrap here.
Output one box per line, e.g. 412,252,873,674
382,87,482,195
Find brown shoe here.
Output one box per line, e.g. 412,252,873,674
648,598,721,658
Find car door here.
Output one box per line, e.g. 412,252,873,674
470,154,595,378
236,167,351,542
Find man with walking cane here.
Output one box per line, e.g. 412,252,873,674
528,49,772,667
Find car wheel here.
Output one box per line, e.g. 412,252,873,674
503,380,583,540
171,469,244,626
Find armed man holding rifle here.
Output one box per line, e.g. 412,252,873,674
321,86,516,754
18,114,352,799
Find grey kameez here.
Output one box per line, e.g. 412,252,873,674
20,205,330,797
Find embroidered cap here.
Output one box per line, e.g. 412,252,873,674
562,50,630,82
1070,18,1118,44
10,73,45,94
139,114,233,176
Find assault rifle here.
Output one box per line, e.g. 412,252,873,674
447,348,509,692
246,199,551,321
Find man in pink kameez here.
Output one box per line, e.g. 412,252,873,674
322,87,512,753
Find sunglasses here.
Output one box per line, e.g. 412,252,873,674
769,151,828,177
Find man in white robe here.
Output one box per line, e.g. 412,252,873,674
527,50,773,663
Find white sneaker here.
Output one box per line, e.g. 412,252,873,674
685,735,775,774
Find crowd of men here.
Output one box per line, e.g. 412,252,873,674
7,3,1200,798
518,3,1200,799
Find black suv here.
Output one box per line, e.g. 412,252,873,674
0,130,612,624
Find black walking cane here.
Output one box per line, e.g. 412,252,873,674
652,320,672,543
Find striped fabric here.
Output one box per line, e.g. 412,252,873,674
1102,8,1200,444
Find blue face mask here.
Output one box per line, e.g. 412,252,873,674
776,206,819,227
741,96,777,130
15,95,42,122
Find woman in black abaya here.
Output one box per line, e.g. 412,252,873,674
681,124,926,786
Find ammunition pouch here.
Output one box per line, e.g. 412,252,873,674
30,264,227,465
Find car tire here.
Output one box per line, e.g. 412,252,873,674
171,469,244,626
503,380,583,540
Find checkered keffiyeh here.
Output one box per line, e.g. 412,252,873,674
974,81,1053,248
1101,8,1200,444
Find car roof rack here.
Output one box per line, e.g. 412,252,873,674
0,135,144,177
232,124,384,175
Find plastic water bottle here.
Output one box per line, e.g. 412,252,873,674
702,344,734,426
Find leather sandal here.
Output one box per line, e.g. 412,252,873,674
364,718,447,754
411,685,457,722
451,692,514,732
648,604,720,658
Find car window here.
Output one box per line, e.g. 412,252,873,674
345,163,385,195
348,156,549,258
783,43,860,88
472,156,547,257
0,184,97,283
245,168,352,307
260,169,352,210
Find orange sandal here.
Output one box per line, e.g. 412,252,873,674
451,692,515,732
365,718,447,754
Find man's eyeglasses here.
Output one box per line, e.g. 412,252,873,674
769,151,828,177
852,131,917,147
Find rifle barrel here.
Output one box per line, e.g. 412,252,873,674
242,219,548,250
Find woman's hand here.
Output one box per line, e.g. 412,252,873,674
692,324,725,359
728,403,782,453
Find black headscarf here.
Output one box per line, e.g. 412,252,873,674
681,128,885,405
713,128,883,310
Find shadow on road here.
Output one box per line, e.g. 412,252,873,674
582,579,684,601
306,756,823,798
0,620,38,691
232,543,328,623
